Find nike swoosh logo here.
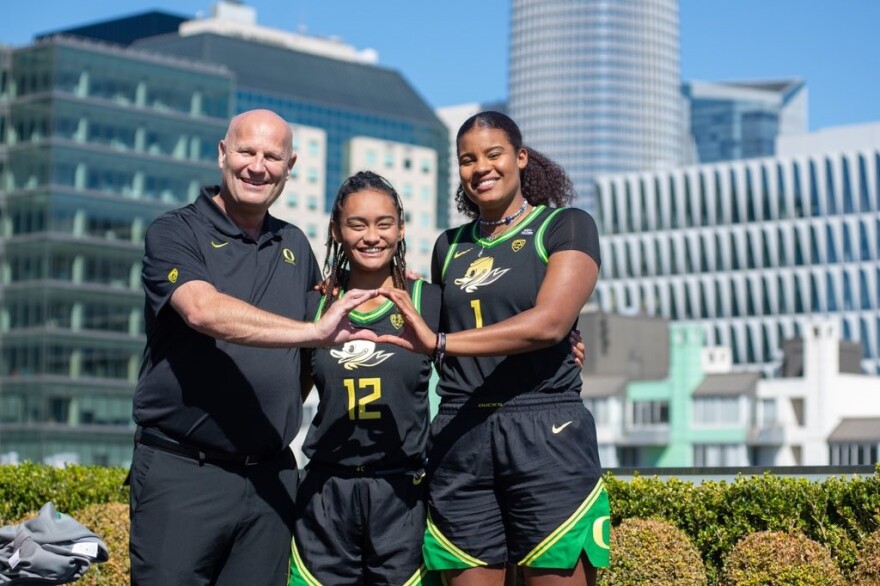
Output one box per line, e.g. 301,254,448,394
552,421,573,434
211,241,229,249
454,248,473,259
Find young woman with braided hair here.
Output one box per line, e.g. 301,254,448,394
289,170,441,586
379,111,609,586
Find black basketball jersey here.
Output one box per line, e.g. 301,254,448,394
303,279,441,468
432,205,601,402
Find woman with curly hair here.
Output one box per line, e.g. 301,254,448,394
380,111,609,585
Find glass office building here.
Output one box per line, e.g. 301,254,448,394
684,79,807,164
593,137,880,376
0,36,233,466
133,31,450,227
509,0,683,212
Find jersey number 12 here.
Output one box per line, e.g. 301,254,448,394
344,378,381,420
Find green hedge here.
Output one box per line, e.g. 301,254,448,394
0,462,127,524
604,466,880,584
2,463,878,585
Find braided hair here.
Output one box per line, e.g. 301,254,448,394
321,170,407,315
454,111,576,219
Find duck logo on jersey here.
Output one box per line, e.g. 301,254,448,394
512,239,526,252
454,256,510,293
390,314,405,330
331,340,394,370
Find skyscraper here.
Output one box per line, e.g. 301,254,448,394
509,0,683,212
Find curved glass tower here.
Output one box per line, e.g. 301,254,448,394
509,0,683,211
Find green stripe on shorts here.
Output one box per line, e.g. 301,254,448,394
422,513,488,570
518,479,611,569
289,536,322,586
402,564,443,586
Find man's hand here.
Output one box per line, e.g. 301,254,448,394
312,289,380,347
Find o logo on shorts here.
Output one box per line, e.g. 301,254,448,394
168,268,179,283
282,248,296,264
592,516,611,550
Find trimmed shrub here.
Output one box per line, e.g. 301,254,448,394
0,463,128,525
852,530,880,585
604,467,880,583
74,502,130,586
600,517,707,586
720,531,844,586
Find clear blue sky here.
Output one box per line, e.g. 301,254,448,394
4,1,879,130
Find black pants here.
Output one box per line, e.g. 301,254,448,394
129,442,297,585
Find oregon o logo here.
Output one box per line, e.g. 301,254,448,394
592,516,611,550
282,248,296,264
512,239,526,252
168,268,179,283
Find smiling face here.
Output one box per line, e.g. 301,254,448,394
457,126,528,219
331,189,404,277
217,110,296,220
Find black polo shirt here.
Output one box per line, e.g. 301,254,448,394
133,187,321,456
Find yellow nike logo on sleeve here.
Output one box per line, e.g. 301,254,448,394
211,241,229,248
453,248,473,259
552,421,573,434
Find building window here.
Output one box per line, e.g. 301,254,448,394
757,398,777,426
858,155,871,212
307,196,318,211
286,193,298,207
693,444,743,466
693,396,741,425
828,443,878,465
825,158,837,214
630,400,669,427
584,398,610,426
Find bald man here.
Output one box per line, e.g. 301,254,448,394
129,110,376,585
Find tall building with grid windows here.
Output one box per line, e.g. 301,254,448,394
53,2,448,272
509,0,683,212
592,123,880,377
0,36,233,466
1,2,449,466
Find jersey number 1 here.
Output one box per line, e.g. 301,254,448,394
344,378,381,420
470,299,484,329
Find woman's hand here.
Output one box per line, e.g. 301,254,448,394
376,287,436,355
570,329,586,368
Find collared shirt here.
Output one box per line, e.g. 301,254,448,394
133,187,320,455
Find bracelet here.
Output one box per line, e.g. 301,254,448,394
433,332,446,369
